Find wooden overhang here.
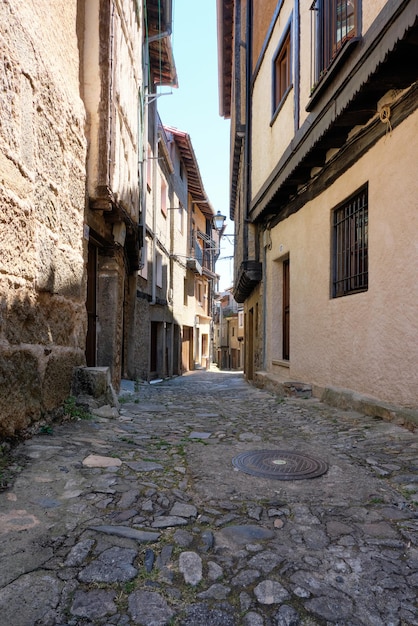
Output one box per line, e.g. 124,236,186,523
234,260,263,304
145,0,178,87
251,1,418,226
217,0,236,219
164,126,215,220
217,0,233,119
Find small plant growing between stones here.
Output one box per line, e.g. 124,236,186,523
119,436,136,444
123,580,137,594
38,424,53,435
369,496,385,504
188,437,208,446
63,396,91,421
0,444,12,490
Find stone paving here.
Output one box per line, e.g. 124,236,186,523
0,368,417,626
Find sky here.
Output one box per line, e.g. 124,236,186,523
157,0,234,291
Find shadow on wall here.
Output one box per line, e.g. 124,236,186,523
0,268,87,439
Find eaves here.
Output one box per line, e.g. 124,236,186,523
164,125,215,219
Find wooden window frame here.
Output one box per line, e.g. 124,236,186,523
156,252,163,288
332,184,368,298
161,179,167,217
273,26,292,116
312,0,359,84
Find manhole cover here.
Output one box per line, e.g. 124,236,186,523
232,449,328,480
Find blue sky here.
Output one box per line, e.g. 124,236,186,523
157,0,234,290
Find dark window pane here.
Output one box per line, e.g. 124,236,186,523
332,185,368,298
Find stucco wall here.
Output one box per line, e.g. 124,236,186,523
252,0,394,197
251,0,294,200
0,1,87,436
265,109,418,407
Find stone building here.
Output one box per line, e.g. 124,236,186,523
0,0,222,436
214,289,244,370
134,122,220,380
0,0,180,436
218,0,418,416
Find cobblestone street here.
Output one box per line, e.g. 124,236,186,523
0,368,417,625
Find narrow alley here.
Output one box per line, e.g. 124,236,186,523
0,369,417,626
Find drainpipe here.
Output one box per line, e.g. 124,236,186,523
243,0,252,263
151,100,158,305
139,0,148,277
262,235,268,370
140,60,148,276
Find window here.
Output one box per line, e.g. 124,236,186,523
311,0,358,85
156,252,163,288
238,311,244,328
273,28,291,113
161,180,167,217
139,237,148,280
196,281,203,304
146,144,152,189
332,184,368,298
178,204,184,233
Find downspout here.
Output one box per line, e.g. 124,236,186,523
140,51,148,277
140,0,149,281
262,231,268,370
243,0,252,264
151,100,158,305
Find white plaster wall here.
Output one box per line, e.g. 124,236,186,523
265,109,418,407
298,3,313,129
171,203,193,328
362,0,387,32
251,0,294,200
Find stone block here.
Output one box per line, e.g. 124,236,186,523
283,381,312,398
71,366,119,408
42,350,85,411
0,348,42,437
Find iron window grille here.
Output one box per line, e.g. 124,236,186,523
310,0,358,88
332,184,368,298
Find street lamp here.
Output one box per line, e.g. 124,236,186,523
213,211,227,232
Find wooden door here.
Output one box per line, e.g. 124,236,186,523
283,258,290,360
247,308,254,380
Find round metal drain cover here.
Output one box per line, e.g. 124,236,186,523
232,449,328,480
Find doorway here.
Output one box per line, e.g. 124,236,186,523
85,241,97,366
182,326,193,372
247,308,254,380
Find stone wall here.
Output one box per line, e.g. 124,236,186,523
0,1,87,437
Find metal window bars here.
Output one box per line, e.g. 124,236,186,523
333,185,368,298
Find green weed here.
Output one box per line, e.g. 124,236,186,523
63,396,92,421
39,424,53,435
